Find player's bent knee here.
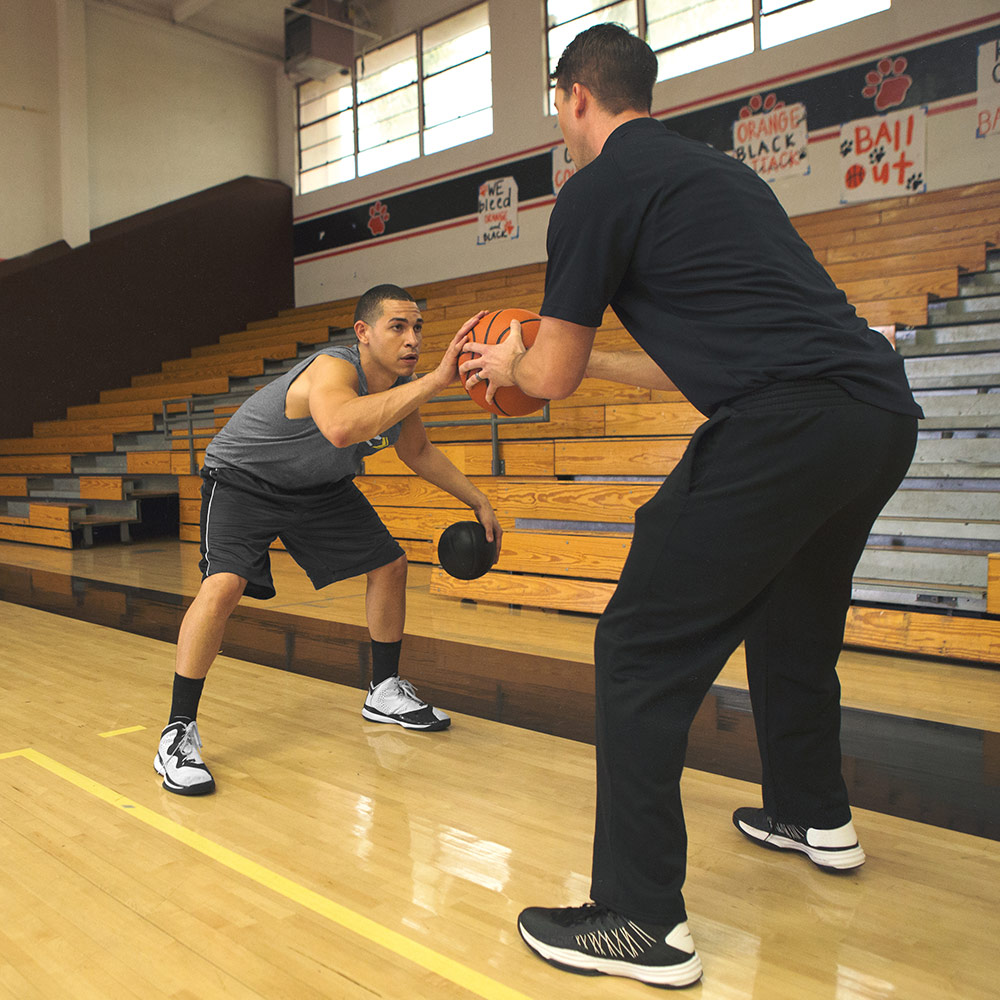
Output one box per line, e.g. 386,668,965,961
199,572,247,612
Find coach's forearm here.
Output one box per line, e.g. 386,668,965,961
585,349,678,390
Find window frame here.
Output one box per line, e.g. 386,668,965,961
543,0,890,107
296,1,493,195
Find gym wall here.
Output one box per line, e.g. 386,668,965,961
291,0,1000,308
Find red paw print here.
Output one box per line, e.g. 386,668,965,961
863,57,912,112
367,200,390,236
738,92,784,119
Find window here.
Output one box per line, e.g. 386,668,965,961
760,0,892,50
545,0,890,101
297,3,493,195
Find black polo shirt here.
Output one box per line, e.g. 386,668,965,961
541,117,922,419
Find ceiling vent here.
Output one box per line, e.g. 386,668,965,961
284,1,357,82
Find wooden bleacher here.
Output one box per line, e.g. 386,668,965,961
2,180,999,663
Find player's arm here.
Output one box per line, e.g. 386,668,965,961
307,319,481,448
459,316,596,402
584,349,679,390
394,413,502,554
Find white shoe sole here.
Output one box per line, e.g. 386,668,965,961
518,923,703,987
154,753,216,795
361,706,450,731
737,818,866,869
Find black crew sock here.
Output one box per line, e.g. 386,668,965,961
370,639,402,688
169,673,206,724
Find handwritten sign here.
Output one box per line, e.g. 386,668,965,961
731,103,809,181
839,108,926,203
552,145,577,194
477,176,518,245
976,39,1000,138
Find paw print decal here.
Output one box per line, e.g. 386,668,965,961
367,200,390,236
906,171,924,191
862,57,913,112
869,146,887,165
738,92,784,118
840,138,854,157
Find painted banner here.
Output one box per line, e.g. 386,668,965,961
976,39,1000,138
731,102,809,181
477,176,518,245
552,144,576,194
839,107,927,203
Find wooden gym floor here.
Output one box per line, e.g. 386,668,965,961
0,538,998,998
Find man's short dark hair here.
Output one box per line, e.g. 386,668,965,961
550,23,657,115
354,284,415,325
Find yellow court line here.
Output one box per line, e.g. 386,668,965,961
99,725,147,738
0,748,535,1000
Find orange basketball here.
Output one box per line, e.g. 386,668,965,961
460,308,547,417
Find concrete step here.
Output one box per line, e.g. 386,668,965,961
958,269,1000,295
855,546,989,590
907,437,1000,477
913,392,1000,430
927,294,1000,325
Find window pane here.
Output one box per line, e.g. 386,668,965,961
761,0,799,10
547,1,638,75
299,80,352,127
300,157,355,194
656,21,754,79
358,133,420,177
547,0,624,28
424,56,492,127
424,107,494,155
357,86,418,151
300,109,353,151
647,0,751,51
300,127,354,169
423,3,490,75
761,0,890,49
356,35,417,104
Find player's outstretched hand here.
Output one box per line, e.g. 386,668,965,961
432,311,489,390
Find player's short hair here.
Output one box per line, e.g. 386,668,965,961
354,284,416,325
550,23,657,115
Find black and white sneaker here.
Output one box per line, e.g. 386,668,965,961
361,677,450,731
154,720,215,795
517,903,703,988
733,807,865,870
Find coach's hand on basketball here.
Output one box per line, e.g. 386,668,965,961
460,319,526,405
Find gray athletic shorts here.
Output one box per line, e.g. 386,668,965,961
198,466,404,600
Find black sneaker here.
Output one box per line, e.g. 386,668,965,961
732,807,865,870
362,676,450,731
154,720,215,795
517,903,702,988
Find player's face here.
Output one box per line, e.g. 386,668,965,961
366,299,423,376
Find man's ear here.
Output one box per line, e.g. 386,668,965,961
354,319,370,344
571,81,589,117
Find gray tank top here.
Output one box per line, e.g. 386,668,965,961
204,343,406,489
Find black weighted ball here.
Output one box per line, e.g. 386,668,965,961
437,521,496,580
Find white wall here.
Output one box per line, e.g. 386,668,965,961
291,0,1000,307
85,3,281,229
0,0,283,261
0,2,62,259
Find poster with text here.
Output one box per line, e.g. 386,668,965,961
731,102,809,182
839,107,926,203
976,39,1000,139
478,177,519,245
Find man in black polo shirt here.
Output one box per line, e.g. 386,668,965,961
462,23,921,990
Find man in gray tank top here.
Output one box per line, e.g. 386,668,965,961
155,284,502,796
